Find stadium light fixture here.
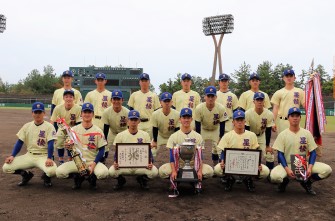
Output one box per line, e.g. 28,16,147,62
0,14,6,33
202,14,234,85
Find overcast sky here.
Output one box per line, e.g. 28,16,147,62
1,0,335,91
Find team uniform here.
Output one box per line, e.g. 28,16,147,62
50,103,82,126
127,90,160,138
52,88,83,106
271,87,305,133
238,89,271,111
245,108,275,166
216,90,238,132
214,129,270,178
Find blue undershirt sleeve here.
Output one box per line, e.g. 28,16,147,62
50,104,56,116
195,121,201,134
47,140,54,159
220,150,225,161
94,146,105,164
11,139,24,157
169,149,174,163
58,148,65,157
278,151,288,167
309,150,317,165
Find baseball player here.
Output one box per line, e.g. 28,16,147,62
151,92,180,158
109,110,158,190
245,92,275,170
2,102,57,187
238,73,271,111
127,73,160,139
216,73,239,133
271,69,305,134
55,103,109,190
194,86,229,166
214,110,270,192
270,107,332,195
51,70,83,116
102,89,129,162
158,108,214,194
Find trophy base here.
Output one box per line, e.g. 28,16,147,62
175,169,198,183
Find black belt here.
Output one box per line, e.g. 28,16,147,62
256,133,261,136
29,152,45,155
279,116,288,120
95,116,102,119
140,118,149,122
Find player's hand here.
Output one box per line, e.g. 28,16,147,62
64,141,74,150
197,170,203,181
113,162,119,170
220,160,225,170
272,125,277,132
147,163,153,170
89,163,96,174
285,167,295,179
171,170,177,180
5,156,14,164
151,141,157,148
258,165,262,172
45,158,54,167
265,146,274,154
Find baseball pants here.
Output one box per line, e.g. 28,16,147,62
158,163,214,179
109,165,158,179
56,161,109,179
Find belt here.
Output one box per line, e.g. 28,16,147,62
279,116,288,120
95,116,102,119
140,118,149,122
256,133,262,136
29,152,45,155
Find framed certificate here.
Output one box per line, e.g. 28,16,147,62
116,143,150,168
224,148,262,176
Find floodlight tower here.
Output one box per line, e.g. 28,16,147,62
202,14,234,85
0,14,6,33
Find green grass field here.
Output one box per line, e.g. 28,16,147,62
300,115,335,132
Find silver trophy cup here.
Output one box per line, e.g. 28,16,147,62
175,138,198,182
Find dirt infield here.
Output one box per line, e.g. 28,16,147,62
0,109,334,221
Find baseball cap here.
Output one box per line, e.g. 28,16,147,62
62,70,73,77
205,86,217,96
283,69,295,76
112,89,123,99
32,102,45,112
253,92,265,100
63,89,75,97
249,73,260,80
233,110,245,119
139,73,150,80
95,72,106,79
82,103,94,112
160,92,172,101
128,110,140,119
219,73,230,81
180,108,192,117
288,107,301,116
181,73,192,80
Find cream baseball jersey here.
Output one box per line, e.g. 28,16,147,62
127,91,160,119
50,103,82,126
172,90,201,111
238,90,271,111
52,88,83,106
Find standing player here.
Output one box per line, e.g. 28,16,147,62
127,73,160,139
216,73,239,133
238,73,271,111
2,102,57,187
271,69,305,134
51,70,83,116
194,86,228,166
109,110,158,190
158,108,214,194
245,92,275,170
270,107,332,195
55,103,109,190
102,90,129,161
214,110,270,192
151,92,180,158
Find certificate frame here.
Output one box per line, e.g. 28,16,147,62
223,148,262,176
116,143,150,168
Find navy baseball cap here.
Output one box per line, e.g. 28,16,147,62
63,89,75,97
128,110,140,119
160,92,172,101
32,102,45,112
283,69,295,76
82,103,94,112
219,73,230,81
62,70,73,77
95,72,106,79
233,110,245,119
112,89,123,99
249,73,260,80
180,108,192,117
253,92,265,100
205,86,217,96
181,73,192,80
139,73,150,80
288,107,301,116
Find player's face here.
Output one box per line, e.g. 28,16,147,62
62,76,72,86
249,79,260,90
205,94,216,106
95,79,107,88
139,79,150,90
81,110,94,122
181,79,192,90
219,80,229,89
288,113,301,126
128,118,140,129
253,98,264,109
32,110,45,124
283,74,296,84
63,94,74,105
233,118,245,130
160,99,172,109
112,97,123,108
180,115,192,127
